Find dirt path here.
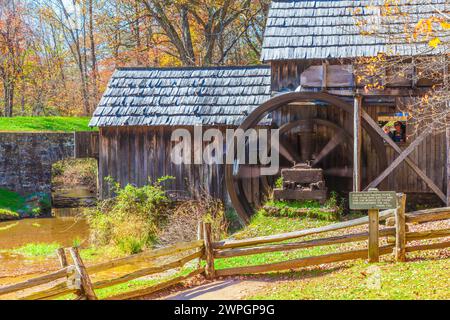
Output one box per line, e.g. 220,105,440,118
159,279,272,300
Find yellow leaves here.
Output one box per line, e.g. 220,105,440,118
414,16,449,49
414,18,434,40
441,21,450,30
428,37,441,49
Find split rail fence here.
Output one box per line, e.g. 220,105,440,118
1,193,449,300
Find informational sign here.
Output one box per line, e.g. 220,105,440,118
349,191,397,210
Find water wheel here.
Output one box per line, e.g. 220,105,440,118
225,92,388,223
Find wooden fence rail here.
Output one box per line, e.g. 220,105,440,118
0,235,205,301
213,208,396,250
1,196,449,300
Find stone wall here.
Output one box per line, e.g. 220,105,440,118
0,132,75,196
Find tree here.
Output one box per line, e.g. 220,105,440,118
138,0,267,66
0,0,31,117
0,0,270,117
41,0,92,115
354,0,449,135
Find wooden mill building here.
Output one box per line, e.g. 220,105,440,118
90,66,272,201
91,0,449,221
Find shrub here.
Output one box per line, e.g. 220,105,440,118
275,177,284,189
159,193,229,245
0,209,20,221
85,177,172,254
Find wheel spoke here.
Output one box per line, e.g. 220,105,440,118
312,133,346,166
276,140,301,164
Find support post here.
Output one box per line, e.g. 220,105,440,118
353,95,362,191
57,247,82,299
368,209,380,263
56,248,68,268
395,193,407,262
446,126,450,206
69,247,97,300
203,222,215,280
197,221,204,268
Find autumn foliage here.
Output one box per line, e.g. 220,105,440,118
0,0,270,117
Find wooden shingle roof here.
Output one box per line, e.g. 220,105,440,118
261,0,448,61
90,66,272,127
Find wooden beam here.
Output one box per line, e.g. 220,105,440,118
406,228,450,241
213,208,396,250
312,133,346,166
367,127,432,189
446,126,450,206
277,140,301,164
406,241,450,253
105,268,205,301
56,248,68,268
361,110,446,202
395,194,407,262
203,222,215,280
87,240,203,274
215,245,394,277
405,208,450,224
215,228,396,259
93,251,202,290
0,267,74,296
69,247,97,300
353,96,363,191
368,209,380,263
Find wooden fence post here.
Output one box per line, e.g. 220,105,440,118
197,221,204,268
56,248,68,268
203,222,215,280
395,193,407,262
69,247,97,300
368,209,380,263
57,248,82,299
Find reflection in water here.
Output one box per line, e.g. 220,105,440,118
0,213,89,250
52,187,97,209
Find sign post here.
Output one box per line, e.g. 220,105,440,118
368,209,379,263
350,189,397,263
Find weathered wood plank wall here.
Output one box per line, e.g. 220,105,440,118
99,127,239,205
74,131,99,159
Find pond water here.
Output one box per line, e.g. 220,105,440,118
0,208,90,280
0,211,89,250
52,186,97,208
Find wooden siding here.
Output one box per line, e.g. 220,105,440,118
99,126,265,206
74,131,99,159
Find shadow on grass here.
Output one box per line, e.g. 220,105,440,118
236,264,350,282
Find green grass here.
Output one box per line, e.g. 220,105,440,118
0,117,96,132
215,212,341,271
216,212,449,300
12,242,61,258
249,256,450,300
0,189,25,212
79,246,123,262
263,200,339,220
